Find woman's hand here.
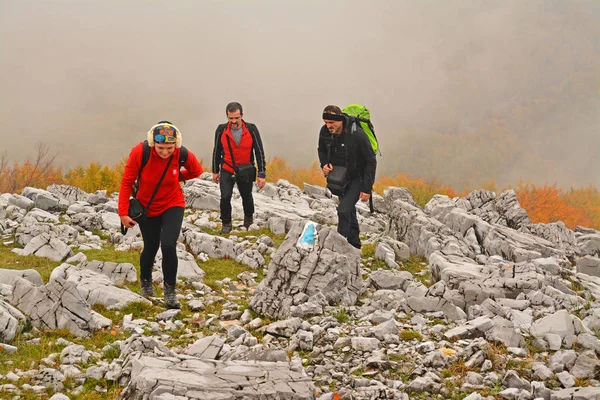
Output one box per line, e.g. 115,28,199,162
120,215,137,229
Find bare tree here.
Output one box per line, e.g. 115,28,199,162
22,142,59,188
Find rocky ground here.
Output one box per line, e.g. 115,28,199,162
1,173,600,400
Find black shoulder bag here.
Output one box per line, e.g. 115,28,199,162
326,134,351,196
225,136,257,183
121,155,174,234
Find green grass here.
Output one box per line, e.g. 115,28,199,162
198,257,264,291
333,308,349,323
399,330,422,341
0,244,63,283
80,248,141,264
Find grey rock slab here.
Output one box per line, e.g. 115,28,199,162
250,221,364,319
156,309,181,321
119,355,315,399
7,193,34,210
26,207,60,223
235,249,265,270
577,255,600,277
455,189,531,229
24,234,74,262
502,370,531,391
184,231,237,259
185,335,225,359
570,351,600,379
520,221,577,255
405,296,466,321
34,368,65,391
577,231,600,257
530,310,580,339
532,362,554,380
264,317,301,338
49,394,71,400
0,299,26,343
428,251,486,289
555,371,575,388
550,350,578,372
444,316,493,340
289,301,323,318
369,319,398,340
351,337,381,352
498,388,533,400
0,268,43,287
550,386,600,400
10,276,111,336
374,242,400,269
385,196,474,259
369,269,413,291
486,317,524,348
79,260,137,285
47,184,90,204
49,263,150,310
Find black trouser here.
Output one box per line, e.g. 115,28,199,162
219,169,254,224
337,177,362,249
138,207,184,286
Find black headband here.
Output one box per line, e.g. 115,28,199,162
322,113,344,121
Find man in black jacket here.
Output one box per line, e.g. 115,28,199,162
318,105,377,249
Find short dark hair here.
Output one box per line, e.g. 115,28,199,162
226,102,243,114
323,105,342,115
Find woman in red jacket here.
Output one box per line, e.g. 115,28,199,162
119,121,203,309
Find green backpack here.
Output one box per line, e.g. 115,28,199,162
342,104,380,155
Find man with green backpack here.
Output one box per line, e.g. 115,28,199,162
318,104,378,249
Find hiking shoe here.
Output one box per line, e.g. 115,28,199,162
220,223,232,234
243,215,253,229
163,283,181,309
140,278,155,298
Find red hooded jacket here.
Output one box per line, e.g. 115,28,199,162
118,142,203,217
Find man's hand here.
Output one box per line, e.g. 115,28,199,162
120,215,137,229
322,163,333,176
212,173,219,184
257,177,266,190
360,192,370,202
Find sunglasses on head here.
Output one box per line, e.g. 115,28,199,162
154,134,177,144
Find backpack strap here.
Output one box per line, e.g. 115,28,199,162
178,146,188,183
133,140,151,197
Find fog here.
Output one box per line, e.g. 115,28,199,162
1,0,598,189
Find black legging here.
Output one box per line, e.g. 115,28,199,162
138,206,184,286
219,169,254,224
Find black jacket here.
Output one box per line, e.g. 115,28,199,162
317,116,377,194
211,121,267,178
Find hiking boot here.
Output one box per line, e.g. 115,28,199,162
163,283,181,309
220,223,232,234
140,278,155,298
243,215,253,229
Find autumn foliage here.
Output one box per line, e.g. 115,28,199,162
1,145,599,230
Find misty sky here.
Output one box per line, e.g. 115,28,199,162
1,0,599,189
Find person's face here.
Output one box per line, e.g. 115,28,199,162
227,110,243,129
324,118,343,134
155,143,176,159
